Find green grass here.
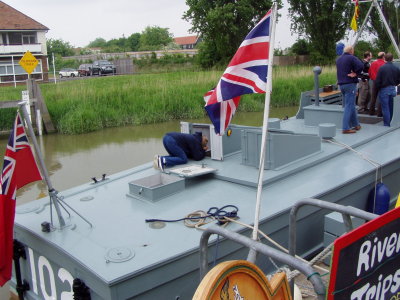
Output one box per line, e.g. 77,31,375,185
0,65,336,134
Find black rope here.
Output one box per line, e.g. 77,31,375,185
145,205,239,225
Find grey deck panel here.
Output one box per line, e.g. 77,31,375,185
14,119,400,285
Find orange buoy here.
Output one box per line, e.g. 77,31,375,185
193,260,292,300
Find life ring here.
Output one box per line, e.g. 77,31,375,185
193,260,292,300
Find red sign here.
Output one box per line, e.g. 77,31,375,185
327,207,400,299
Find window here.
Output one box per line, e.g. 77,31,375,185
0,33,6,45
22,32,37,44
0,59,43,82
8,33,22,45
2,32,37,45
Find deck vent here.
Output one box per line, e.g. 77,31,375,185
268,118,281,129
318,123,336,139
128,173,185,202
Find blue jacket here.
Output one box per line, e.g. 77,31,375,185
336,53,364,85
375,62,400,90
166,132,205,160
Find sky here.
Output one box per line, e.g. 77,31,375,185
4,0,297,49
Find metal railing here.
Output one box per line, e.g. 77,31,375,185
198,198,379,299
288,198,378,259
199,225,327,300
288,198,378,296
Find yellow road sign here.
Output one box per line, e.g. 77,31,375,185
19,51,39,74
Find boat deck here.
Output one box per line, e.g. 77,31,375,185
14,113,400,288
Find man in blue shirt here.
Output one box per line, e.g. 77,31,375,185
154,132,208,171
375,53,400,126
336,45,364,133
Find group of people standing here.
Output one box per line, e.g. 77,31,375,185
336,45,400,133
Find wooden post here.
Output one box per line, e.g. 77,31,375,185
25,78,56,134
26,78,37,126
33,81,56,133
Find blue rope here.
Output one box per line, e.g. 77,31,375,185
145,204,239,224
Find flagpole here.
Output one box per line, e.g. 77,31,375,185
19,103,67,228
247,2,278,263
373,0,400,57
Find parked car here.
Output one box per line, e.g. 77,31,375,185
90,60,116,75
58,68,78,78
59,68,78,78
78,64,92,76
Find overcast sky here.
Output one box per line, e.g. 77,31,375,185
4,0,297,49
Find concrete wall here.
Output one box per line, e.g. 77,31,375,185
37,31,47,55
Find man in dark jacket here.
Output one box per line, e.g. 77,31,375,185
357,51,372,113
336,45,364,134
375,53,400,126
154,132,208,170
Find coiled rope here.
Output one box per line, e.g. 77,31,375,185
145,205,239,227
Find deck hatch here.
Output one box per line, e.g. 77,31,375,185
168,164,217,178
128,173,185,202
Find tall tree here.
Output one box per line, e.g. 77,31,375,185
47,38,75,57
127,33,141,51
139,26,173,51
287,0,352,63
183,0,279,67
87,38,107,48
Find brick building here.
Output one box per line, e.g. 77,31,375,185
0,1,49,84
173,35,200,50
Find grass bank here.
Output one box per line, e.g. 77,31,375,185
0,65,336,134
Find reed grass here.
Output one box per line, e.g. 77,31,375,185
0,65,337,134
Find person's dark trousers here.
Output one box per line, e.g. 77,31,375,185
357,80,370,111
369,80,382,116
378,86,396,126
162,135,188,167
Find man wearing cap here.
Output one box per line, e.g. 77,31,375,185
336,45,364,134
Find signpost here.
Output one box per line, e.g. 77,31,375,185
327,207,400,299
19,51,39,75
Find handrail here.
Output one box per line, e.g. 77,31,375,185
288,198,378,259
199,225,327,300
288,198,378,295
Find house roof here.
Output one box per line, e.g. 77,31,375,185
174,36,198,45
0,1,49,30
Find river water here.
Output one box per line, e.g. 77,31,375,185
0,108,297,298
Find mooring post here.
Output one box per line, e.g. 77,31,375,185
313,66,322,106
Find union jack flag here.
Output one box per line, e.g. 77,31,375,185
0,112,42,286
204,9,273,135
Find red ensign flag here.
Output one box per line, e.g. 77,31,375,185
0,112,42,286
